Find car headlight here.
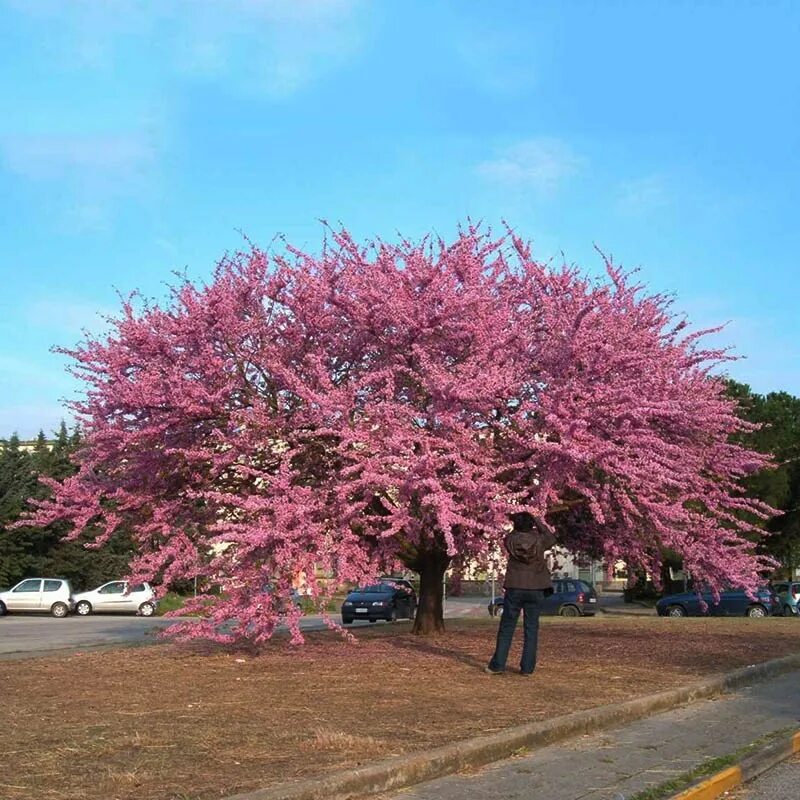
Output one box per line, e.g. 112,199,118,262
371,601,386,606
343,601,353,607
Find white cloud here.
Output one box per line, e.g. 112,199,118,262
0,355,72,390
26,298,115,337
5,0,369,98
0,131,159,231
1,133,155,181
452,28,536,96
476,138,584,195
177,0,368,97
615,175,669,215
1,1,369,229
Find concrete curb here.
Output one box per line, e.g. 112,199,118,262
223,652,800,800
671,729,800,799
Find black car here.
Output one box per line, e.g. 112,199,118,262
488,579,598,617
341,578,417,624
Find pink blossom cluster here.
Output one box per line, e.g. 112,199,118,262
22,228,775,641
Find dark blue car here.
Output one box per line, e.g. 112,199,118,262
656,587,781,618
488,578,598,617
341,579,417,624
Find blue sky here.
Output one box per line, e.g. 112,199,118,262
1,0,798,438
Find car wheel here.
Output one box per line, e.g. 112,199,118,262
389,608,398,623
138,602,156,617
667,605,686,617
747,604,767,618
76,600,92,616
783,605,794,617
51,602,69,618
0,601,6,617
559,604,580,617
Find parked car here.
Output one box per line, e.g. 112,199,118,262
73,581,157,617
341,578,417,624
656,587,781,618
0,578,74,617
488,578,599,617
260,583,302,611
770,581,800,617
379,576,417,595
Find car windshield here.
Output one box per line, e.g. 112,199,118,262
382,580,411,589
357,584,391,593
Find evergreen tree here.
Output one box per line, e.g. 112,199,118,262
0,434,38,586
728,380,800,574
0,423,133,590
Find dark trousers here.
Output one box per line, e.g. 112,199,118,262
488,588,543,674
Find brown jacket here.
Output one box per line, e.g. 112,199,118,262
503,528,556,590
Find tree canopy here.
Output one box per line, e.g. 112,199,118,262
727,380,800,572
0,423,133,590
21,228,776,640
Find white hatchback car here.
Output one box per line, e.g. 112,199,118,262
0,577,74,617
73,581,157,617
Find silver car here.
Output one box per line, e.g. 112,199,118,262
0,577,74,617
73,581,157,617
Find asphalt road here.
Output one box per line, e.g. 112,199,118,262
0,614,178,658
730,756,800,798
0,595,488,659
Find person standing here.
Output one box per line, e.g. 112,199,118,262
486,512,556,676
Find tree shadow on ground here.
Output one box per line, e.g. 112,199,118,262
173,637,265,657
383,634,488,670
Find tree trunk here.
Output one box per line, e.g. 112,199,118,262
449,556,463,597
410,548,450,635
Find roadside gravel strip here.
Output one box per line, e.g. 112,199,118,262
223,653,800,800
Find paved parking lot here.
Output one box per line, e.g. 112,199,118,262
0,614,178,658
0,596,487,658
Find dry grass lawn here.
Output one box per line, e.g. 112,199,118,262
2,616,800,800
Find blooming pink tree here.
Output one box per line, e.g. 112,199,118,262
23,228,775,640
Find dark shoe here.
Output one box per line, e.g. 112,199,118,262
484,667,505,675
520,670,535,676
